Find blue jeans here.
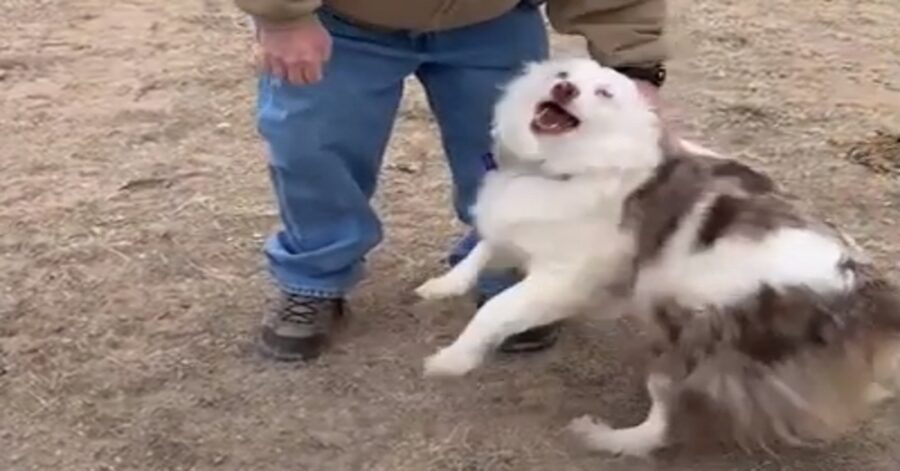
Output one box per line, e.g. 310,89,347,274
257,4,549,299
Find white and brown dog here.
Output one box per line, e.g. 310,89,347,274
416,58,900,456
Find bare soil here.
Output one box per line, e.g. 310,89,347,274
2,0,900,470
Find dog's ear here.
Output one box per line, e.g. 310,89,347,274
520,60,543,76
489,60,545,159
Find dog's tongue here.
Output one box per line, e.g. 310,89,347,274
537,104,568,128
533,102,577,133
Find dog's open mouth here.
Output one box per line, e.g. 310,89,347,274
531,101,580,135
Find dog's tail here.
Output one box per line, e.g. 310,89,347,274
668,261,900,450
763,264,900,446
855,264,900,392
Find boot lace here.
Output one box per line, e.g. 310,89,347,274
279,296,322,325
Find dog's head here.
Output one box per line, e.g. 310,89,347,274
492,58,661,174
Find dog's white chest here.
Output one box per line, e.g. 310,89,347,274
472,171,630,266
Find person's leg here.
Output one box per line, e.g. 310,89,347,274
256,9,419,360
415,3,559,352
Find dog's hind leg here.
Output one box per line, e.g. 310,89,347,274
423,271,584,376
416,242,498,300
568,374,672,457
865,382,895,405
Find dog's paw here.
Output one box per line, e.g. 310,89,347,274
415,275,469,300
865,382,896,405
567,415,656,458
423,347,481,377
568,415,612,442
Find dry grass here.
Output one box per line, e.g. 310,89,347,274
2,0,900,470
842,130,900,176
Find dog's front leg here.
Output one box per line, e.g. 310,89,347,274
423,272,580,377
416,241,497,300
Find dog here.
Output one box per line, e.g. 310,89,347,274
415,57,900,456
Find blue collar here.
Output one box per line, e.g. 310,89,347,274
481,151,499,172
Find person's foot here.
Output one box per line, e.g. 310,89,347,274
257,293,345,361
498,323,562,352
475,295,562,353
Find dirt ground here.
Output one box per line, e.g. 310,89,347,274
2,0,900,470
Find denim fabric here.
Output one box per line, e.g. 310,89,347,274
256,4,548,298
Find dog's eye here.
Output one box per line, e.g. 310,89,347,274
556,71,569,79
596,87,613,98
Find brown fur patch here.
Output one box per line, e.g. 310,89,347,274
709,159,776,193
695,194,806,250
624,157,708,263
695,195,743,248
623,154,793,263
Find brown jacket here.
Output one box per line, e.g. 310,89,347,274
235,0,667,67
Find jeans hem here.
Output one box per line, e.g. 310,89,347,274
275,282,346,299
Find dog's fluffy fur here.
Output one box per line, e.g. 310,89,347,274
415,58,900,456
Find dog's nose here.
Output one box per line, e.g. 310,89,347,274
551,81,579,103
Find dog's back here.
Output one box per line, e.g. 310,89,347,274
623,154,900,449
